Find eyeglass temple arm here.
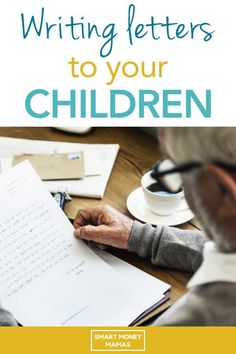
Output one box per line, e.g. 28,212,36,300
151,161,202,178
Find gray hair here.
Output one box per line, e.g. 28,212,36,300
164,127,236,251
164,128,236,165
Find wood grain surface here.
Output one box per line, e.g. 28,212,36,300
0,127,201,322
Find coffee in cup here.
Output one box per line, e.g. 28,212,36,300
141,171,184,216
146,182,180,195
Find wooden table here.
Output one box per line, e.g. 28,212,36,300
0,127,201,323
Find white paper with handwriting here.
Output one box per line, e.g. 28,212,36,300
0,161,120,326
0,161,170,326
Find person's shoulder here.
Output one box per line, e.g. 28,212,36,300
153,283,236,326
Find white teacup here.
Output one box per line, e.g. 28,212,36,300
141,171,184,216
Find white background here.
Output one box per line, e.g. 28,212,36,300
0,0,235,126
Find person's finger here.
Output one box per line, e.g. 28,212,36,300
73,212,87,227
74,224,112,245
73,207,103,227
74,205,114,228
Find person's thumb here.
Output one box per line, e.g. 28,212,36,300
74,224,107,243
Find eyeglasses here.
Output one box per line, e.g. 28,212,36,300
151,159,236,194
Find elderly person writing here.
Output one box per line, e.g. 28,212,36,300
73,127,236,325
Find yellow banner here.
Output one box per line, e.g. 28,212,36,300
0,327,235,354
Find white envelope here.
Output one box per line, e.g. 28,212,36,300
0,137,119,198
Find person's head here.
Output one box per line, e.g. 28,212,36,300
159,128,236,252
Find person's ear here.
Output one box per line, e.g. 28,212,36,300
202,163,236,204
195,163,236,250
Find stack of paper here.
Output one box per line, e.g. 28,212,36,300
0,137,119,198
0,161,170,326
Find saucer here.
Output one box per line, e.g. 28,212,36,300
127,187,194,226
